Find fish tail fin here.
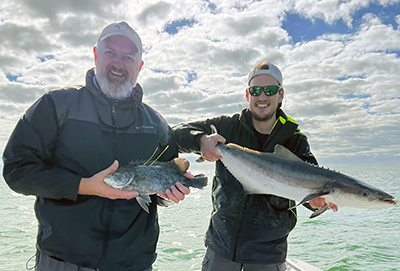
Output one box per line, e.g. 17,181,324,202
188,174,208,189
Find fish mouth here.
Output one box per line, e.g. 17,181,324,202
384,198,397,205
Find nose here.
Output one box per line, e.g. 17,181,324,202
258,90,268,100
112,58,124,69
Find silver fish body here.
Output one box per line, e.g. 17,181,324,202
215,143,396,218
104,158,207,213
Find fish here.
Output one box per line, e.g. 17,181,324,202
104,158,207,213
214,142,396,218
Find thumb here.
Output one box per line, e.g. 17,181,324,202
102,160,119,177
216,134,226,144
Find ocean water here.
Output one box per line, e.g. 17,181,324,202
1,162,399,271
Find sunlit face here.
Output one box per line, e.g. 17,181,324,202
246,74,284,122
94,35,143,98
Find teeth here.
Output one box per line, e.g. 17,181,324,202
110,70,123,76
257,104,268,108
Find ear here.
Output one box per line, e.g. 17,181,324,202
93,46,98,61
245,88,250,103
138,61,144,72
278,87,284,103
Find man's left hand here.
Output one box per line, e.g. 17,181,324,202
309,197,338,212
156,172,192,203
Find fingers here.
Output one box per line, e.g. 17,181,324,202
329,202,338,212
110,190,139,200
158,182,190,204
175,182,190,195
309,197,339,213
200,134,225,162
309,197,326,209
184,171,194,179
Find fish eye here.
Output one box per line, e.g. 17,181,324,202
363,191,369,197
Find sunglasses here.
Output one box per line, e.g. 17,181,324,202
248,85,281,96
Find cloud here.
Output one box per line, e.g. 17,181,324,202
0,0,399,164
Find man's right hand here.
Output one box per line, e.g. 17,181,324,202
199,134,226,162
78,160,139,200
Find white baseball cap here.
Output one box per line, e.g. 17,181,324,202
97,21,142,57
248,62,282,85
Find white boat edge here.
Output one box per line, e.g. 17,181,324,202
286,258,323,271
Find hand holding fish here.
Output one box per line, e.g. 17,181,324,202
156,173,192,203
79,160,139,200
309,198,338,212
200,134,226,162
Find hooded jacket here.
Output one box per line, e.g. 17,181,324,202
173,109,317,264
2,69,178,270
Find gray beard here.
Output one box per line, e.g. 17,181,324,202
96,71,134,99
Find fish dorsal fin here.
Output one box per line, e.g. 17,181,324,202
273,145,303,162
227,143,303,163
227,143,262,155
173,158,190,172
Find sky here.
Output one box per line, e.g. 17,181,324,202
0,0,399,166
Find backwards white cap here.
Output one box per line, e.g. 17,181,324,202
247,62,282,85
97,21,142,57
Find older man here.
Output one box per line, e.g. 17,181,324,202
3,21,189,271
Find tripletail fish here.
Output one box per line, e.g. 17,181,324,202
104,158,207,213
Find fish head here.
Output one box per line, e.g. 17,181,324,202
103,172,134,190
330,178,396,209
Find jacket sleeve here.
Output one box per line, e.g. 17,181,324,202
2,94,82,201
173,118,224,154
288,133,318,166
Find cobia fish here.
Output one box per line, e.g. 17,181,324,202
215,143,396,218
104,158,207,213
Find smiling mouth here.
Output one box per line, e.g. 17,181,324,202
107,66,127,79
256,103,269,108
110,70,124,77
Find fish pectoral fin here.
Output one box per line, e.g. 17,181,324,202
309,205,330,219
136,195,152,213
298,191,331,206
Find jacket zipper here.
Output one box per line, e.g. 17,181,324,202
231,195,250,261
98,105,117,268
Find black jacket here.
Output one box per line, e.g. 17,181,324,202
2,69,178,270
173,109,317,264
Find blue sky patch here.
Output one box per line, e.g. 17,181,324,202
38,55,55,62
337,75,366,81
5,73,20,82
164,19,196,35
341,93,371,99
152,69,170,74
203,0,218,14
186,71,197,83
283,2,400,44
282,13,349,43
